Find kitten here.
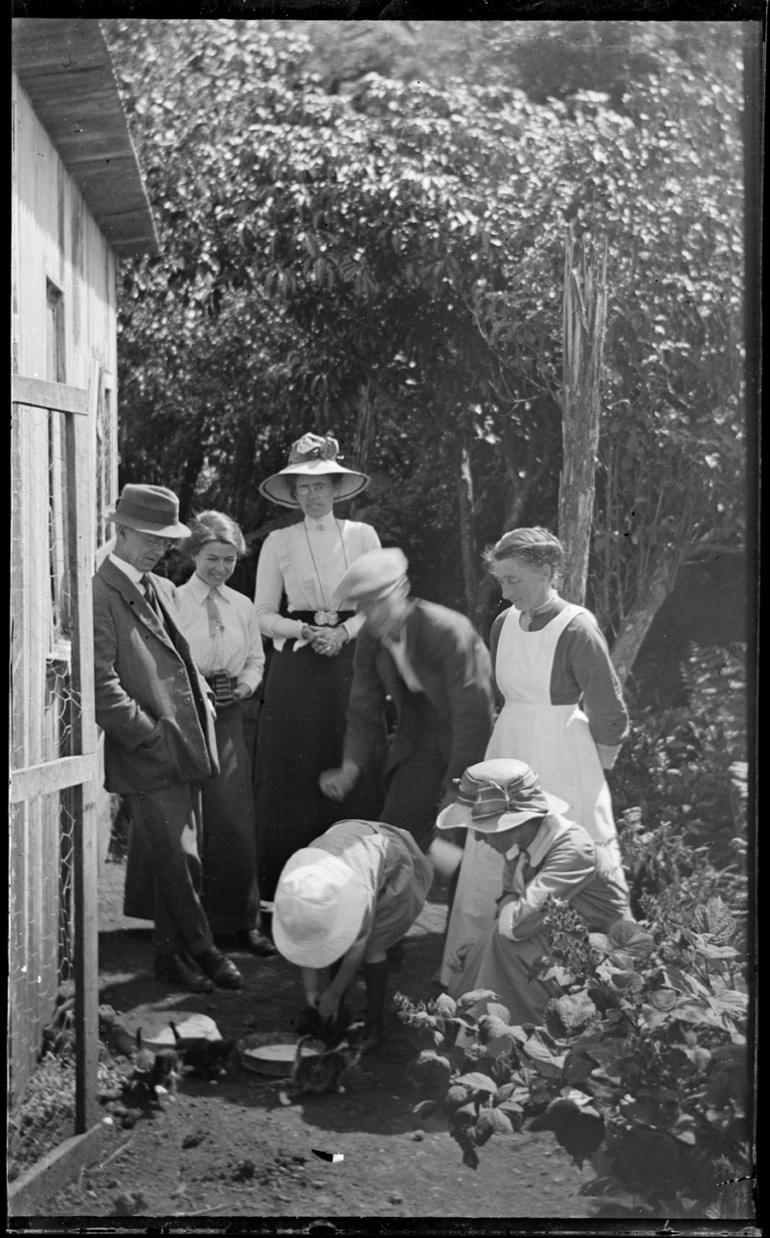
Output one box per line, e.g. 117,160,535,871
295,999,352,1049
278,1026,364,1106
129,1028,180,1101
169,1021,235,1081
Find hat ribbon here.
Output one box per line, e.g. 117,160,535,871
289,433,341,465
454,767,544,821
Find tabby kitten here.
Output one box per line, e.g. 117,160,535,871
278,1026,364,1106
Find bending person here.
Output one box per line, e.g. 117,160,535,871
439,760,631,1024
320,548,495,853
441,527,629,985
272,819,433,1050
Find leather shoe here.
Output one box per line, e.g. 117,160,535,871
193,946,244,990
241,929,277,958
154,951,214,993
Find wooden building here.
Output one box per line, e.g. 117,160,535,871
10,18,158,1107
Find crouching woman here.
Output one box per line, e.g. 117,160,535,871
439,759,631,1024
272,820,433,1050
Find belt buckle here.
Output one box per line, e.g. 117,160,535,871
314,610,339,627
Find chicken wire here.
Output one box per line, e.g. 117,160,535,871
10,402,84,1108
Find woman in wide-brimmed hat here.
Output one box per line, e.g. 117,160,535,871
272,818,433,1049
438,759,631,1024
440,527,629,987
253,434,384,917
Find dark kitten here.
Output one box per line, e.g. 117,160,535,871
169,1020,235,1081
279,1026,364,1106
295,998,352,1048
129,1028,179,1101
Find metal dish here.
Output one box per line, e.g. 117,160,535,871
237,1031,325,1076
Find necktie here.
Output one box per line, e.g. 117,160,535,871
141,576,173,643
206,588,225,666
142,575,164,622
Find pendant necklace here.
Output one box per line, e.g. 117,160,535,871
304,519,349,626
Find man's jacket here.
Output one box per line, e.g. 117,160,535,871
343,598,494,791
93,558,219,793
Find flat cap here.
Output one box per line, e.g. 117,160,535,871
333,548,409,607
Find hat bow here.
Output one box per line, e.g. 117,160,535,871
455,767,543,822
289,433,341,466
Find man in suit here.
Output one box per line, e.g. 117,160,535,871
93,484,243,993
319,549,495,852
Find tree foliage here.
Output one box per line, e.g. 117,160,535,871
105,19,744,668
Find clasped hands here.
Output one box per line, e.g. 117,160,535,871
300,623,348,657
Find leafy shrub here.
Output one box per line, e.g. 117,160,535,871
611,642,748,925
613,643,746,855
395,892,752,1218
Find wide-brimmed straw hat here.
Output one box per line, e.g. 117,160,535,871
437,759,569,834
106,484,190,538
272,847,371,968
258,434,370,509
333,548,409,608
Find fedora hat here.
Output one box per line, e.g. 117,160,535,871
106,484,190,538
259,434,370,509
272,847,371,968
437,759,569,834
333,548,409,608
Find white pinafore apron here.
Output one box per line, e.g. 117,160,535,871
440,603,624,985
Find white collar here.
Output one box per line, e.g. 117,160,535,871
109,552,144,585
303,514,337,533
187,573,229,603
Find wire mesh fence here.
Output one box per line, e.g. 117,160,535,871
10,391,97,1134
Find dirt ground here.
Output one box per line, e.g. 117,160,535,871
41,857,595,1223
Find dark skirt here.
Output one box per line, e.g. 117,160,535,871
123,701,259,934
254,639,385,901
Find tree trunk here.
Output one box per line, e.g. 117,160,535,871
557,224,608,606
456,443,478,617
610,554,677,688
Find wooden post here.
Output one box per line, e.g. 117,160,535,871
66,393,99,1133
557,224,608,606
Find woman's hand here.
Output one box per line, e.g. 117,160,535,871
232,684,252,701
316,988,341,1022
312,627,349,657
444,942,472,974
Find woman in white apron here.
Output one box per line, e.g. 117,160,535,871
441,527,628,986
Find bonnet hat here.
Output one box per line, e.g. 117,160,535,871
105,484,190,539
272,847,371,968
259,434,370,509
437,759,569,834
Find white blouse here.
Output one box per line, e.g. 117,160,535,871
176,574,266,693
254,517,381,650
